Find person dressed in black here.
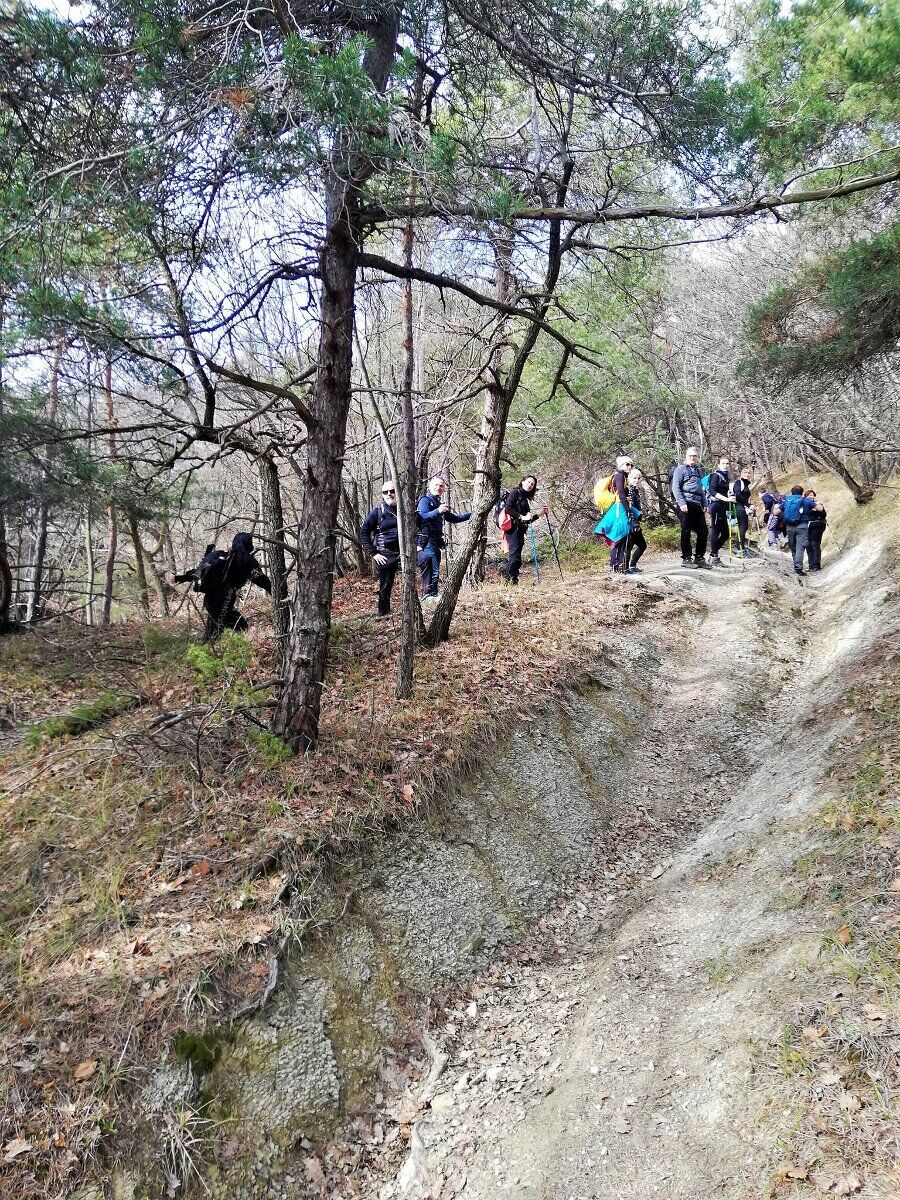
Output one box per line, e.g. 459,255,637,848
175,532,271,643
359,481,401,617
706,454,731,567
804,489,827,572
503,475,548,584
731,466,755,558
623,468,647,574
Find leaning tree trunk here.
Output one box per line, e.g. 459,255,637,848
257,455,289,668
271,11,399,752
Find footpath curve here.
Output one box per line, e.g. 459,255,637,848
350,529,896,1200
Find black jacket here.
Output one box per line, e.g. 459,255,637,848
707,470,730,504
808,504,827,531
504,485,539,529
360,502,400,557
732,479,752,507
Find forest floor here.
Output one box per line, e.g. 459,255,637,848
0,536,669,1196
319,486,899,1200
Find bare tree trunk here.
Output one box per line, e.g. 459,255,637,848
423,152,573,648
84,507,95,626
0,295,10,631
126,511,151,617
102,355,118,625
397,185,419,699
257,455,289,668
26,340,65,622
470,230,513,585
272,11,399,751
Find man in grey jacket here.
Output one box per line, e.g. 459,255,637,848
671,447,710,569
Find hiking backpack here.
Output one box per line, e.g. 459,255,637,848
782,494,806,525
192,547,228,593
495,487,512,531
593,474,617,514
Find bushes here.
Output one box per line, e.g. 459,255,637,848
645,524,681,551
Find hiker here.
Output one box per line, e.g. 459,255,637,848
174,532,272,643
782,485,817,575
731,466,755,557
766,503,785,549
360,481,401,617
606,454,635,573
805,489,827,572
706,454,731,567
416,476,471,600
670,447,710,569
502,475,548,584
759,481,784,521
624,468,647,573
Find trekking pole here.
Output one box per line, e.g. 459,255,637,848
529,523,541,584
545,513,564,580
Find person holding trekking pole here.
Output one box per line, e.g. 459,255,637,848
670,447,710,569
706,454,731,568
731,466,755,558
503,475,548,585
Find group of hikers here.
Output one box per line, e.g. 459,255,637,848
594,448,827,577
172,449,828,635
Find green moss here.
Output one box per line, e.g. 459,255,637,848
25,690,141,744
173,1030,225,1075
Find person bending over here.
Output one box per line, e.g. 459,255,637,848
174,532,271,643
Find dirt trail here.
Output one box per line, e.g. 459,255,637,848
349,541,895,1200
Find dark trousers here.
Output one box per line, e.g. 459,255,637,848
808,523,825,570
505,525,526,583
708,500,728,556
419,542,441,596
376,556,400,615
202,587,245,643
610,536,628,571
629,528,647,567
678,504,708,560
786,524,809,572
736,505,749,550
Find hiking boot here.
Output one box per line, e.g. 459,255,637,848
625,566,642,574
795,569,806,577
681,557,696,568
708,556,726,568
694,558,712,570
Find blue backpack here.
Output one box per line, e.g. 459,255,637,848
782,494,806,525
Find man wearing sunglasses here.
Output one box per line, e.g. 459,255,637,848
359,482,401,617
416,476,471,600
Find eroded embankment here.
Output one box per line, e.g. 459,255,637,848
343,500,899,1200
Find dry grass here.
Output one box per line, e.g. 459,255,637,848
0,564,674,1196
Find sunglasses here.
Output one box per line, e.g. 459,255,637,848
382,489,396,496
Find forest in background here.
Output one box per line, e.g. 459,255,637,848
1,0,898,748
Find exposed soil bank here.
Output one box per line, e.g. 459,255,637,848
102,491,897,1200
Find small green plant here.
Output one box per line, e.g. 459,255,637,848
184,631,253,685
704,947,737,986
254,731,293,768
26,691,140,744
